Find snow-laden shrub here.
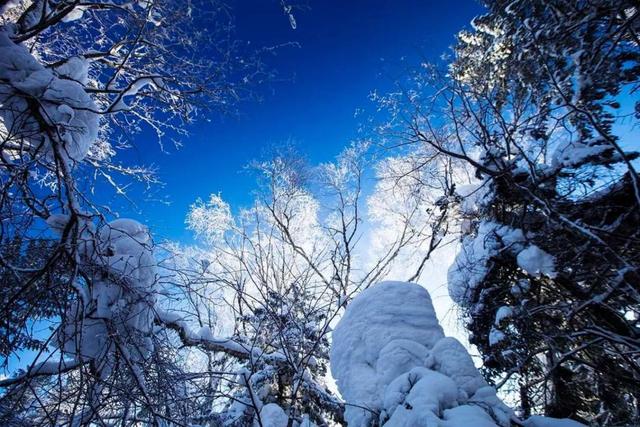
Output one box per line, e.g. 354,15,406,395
331,281,585,427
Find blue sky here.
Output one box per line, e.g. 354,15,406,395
8,0,486,375
112,0,485,242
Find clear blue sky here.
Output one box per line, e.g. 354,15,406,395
110,0,485,242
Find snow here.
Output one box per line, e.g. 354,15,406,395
0,0,19,14
448,220,556,305
448,221,524,305
110,77,161,112
489,327,506,346
97,219,155,289
430,337,487,397
330,281,445,426
455,182,492,234
331,281,512,427
0,358,82,387
522,416,586,427
494,306,513,325
95,219,156,339
61,6,87,22
456,181,490,216
0,29,98,163
382,368,459,427
282,4,297,30
551,139,616,170
517,245,556,278
441,405,498,427
54,56,90,84
156,308,288,363
510,279,530,297
375,339,431,397
51,217,157,373
331,281,587,427
255,403,288,427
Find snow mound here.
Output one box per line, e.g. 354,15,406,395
331,281,586,427
330,281,445,426
330,281,511,426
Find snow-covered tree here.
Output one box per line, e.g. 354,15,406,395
373,0,640,424
331,280,586,427
177,144,450,426
0,0,269,424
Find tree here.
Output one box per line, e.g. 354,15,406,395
179,143,448,426
0,0,270,424
373,0,640,424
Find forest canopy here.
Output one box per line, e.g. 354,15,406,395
0,1,638,426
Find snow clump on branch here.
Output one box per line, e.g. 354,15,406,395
50,216,156,376
0,27,98,164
